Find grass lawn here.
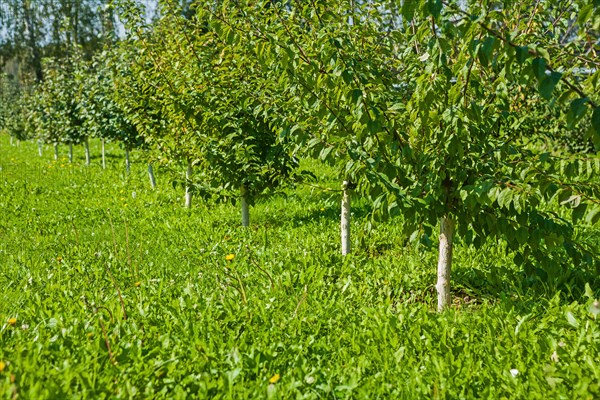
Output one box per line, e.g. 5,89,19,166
0,135,598,399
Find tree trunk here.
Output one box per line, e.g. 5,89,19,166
241,185,249,227
84,138,90,166
341,181,351,255
125,148,131,175
148,163,156,189
10,136,14,146
54,144,59,160
185,159,192,208
37,141,43,157
436,215,455,312
68,143,73,163
101,138,106,169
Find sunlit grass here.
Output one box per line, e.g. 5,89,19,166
0,135,598,398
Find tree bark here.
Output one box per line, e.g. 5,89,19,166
436,215,455,312
101,138,106,169
148,163,156,189
341,181,351,255
54,144,59,160
241,185,249,227
125,148,131,175
185,159,192,208
37,141,43,157
84,138,90,166
68,143,73,163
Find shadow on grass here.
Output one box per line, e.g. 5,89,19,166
256,191,374,228
453,256,600,307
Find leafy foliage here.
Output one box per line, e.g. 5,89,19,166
182,0,600,269
113,0,309,202
30,57,88,146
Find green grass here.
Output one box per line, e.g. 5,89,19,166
0,135,599,399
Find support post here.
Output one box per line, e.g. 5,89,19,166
241,185,249,227
101,138,106,169
148,163,156,189
84,138,90,166
125,148,131,175
185,159,192,208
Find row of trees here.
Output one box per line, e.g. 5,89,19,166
1,0,600,311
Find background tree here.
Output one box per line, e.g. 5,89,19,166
114,0,308,219
0,0,118,83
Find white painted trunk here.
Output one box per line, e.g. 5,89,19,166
37,141,43,157
68,143,73,163
10,136,14,146
341,181,351,255
101,138,106,169
148,163,156,189
436,215,455,312
54,144,59,160
185,159,192,208
125,149,131,175
84,139,90,166
241,185,249,227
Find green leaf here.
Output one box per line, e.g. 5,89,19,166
513,252,524,266
578,4,594,25
351,89,363,106
478,36,496,67
572,203,587,223
591,107,600,150
497,187,513,209
402,0,417,22
566,98,588,128
427,0,443,18
531,58,547,80
538,72,562,100
566,311,579,328
585,204,600,225
515,46,529,64
515,227,529,245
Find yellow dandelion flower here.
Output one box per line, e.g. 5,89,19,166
134,281,141,287
269,374,280,384
86,332,94,338
7,318,17,326
225,254,235,261
0,361,5,372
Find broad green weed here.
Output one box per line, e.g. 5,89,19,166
0,136,598,398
